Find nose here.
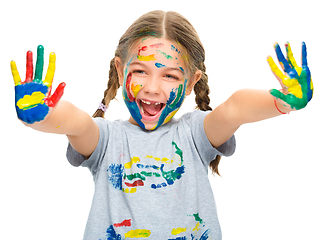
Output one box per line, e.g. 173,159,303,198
144,76,161,95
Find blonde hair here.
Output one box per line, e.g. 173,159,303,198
92,10,222,175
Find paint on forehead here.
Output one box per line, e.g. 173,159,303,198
156,50,173,60
155,63,166,68
150,43,164,48
171,45,181,54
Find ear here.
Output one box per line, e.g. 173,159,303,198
115,57,124,86
186,70,202,96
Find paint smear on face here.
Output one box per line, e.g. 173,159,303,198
137,45,156,61
124,229,151,238
156,50,173,60
131,83,142,98
155,62,166,68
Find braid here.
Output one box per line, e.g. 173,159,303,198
193,61,221,176
194,62,212,111
93,57,120,118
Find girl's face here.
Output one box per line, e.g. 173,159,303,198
116,38,200,130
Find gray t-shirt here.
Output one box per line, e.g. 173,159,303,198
67,110,236,240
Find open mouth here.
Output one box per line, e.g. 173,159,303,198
137,99,165,120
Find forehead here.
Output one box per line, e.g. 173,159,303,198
128,38,185,66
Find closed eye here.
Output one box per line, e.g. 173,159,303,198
165,74,179,80
133,70,147,75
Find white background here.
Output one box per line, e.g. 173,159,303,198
1,0,321,239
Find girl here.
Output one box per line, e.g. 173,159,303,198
11,10,313,240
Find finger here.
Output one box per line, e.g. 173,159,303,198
274,43,291,73
267,56,289,89
10,60,21,86
270,88,288,102
301,42,308,67
25,50,33,83
34,45,44,83
45,82,66,107
285,42,301,75
43,52,56,87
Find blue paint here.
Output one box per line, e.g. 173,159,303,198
179,67,184,73
122,67,145,129
155,62,166,68
171,45,181,54
151,182,167,189
168,237,187,240
107,164,124,191
15,82,49,124
199,229,211,240
106,225,123,240
137,164,160,170
154,80,187,129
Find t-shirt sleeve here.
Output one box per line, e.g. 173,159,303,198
66,117,109,175
189,110,236,165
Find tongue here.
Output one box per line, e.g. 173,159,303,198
141,102,162,116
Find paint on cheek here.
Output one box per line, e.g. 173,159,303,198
154,81,187,129
131,83,142,98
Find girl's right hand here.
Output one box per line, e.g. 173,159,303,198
11,45,66,124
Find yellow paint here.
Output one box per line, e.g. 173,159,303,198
145,155,173,164
137,54,156,61
124,229,151,238
43,52,56,87
10,61,21,86
131,83,142,98
164,109,179,124
267,56,303,98
16,91,45,110
286,44,302,75
123,188,137,194
125,156,140,169
171,227,187,235
192,222,201,233
281,78,303,98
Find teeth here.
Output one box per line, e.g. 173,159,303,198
141,99,161,105
141,99,151,105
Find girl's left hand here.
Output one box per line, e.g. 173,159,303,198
267,42,313,110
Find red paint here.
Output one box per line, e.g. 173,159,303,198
124,180,144,187
125,72,135,102
113,219,132,227
25,51,33,83
45,82,66,107
150,43,163,48
138,46,148,55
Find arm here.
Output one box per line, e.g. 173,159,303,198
205,42,313,148
11,45,99,158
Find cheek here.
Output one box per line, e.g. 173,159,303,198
124,72,143,101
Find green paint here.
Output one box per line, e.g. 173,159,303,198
156,50,173,60
34,45,44,83
193,213,204,224
169,84,183,109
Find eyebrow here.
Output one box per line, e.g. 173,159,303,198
129,61,184,74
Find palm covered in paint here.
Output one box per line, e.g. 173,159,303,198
11,45,65,124
267,42,313,110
